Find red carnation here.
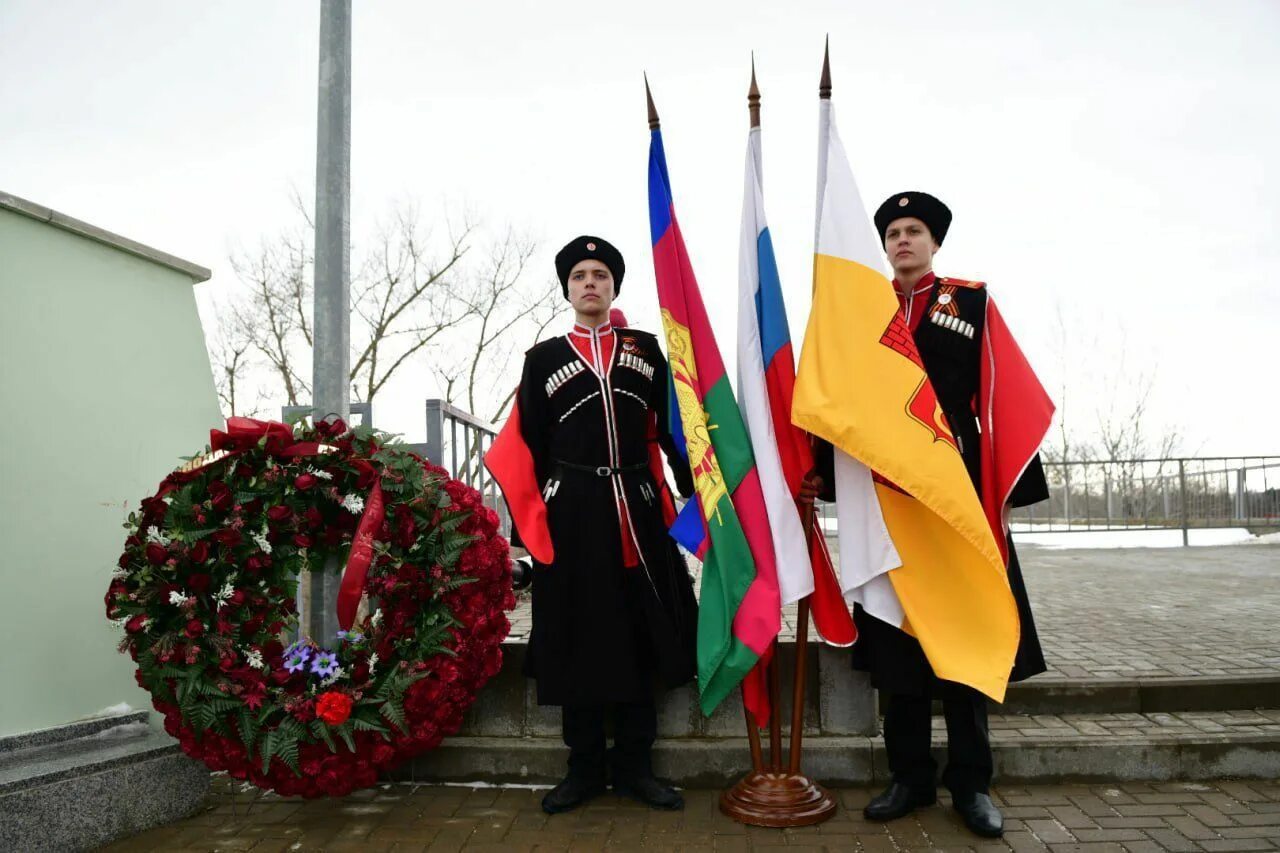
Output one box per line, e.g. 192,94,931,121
145,542,168,565
294,473,318,491
315,691,353,726
185,618,205,638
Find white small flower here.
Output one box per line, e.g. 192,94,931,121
169,590,188,606
111,565,128,580
139,617,153,632
145,526,171,546
161,495,174,505
244,649,265,670
367,653,379,675
252,526,272,554
340,494,365,515
214,578,236,610
370,609,383,628
309,467,333,481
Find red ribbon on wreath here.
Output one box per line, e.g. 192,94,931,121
167,417,388,632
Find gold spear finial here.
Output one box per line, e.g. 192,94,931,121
748,53,761,129
820,36,832,100
645,74,660,130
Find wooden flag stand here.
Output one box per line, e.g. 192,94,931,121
721,499,839,824
719,500,837,827
719,56,838,828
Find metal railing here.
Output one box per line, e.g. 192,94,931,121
422,399,509,538
1011,455,1280,545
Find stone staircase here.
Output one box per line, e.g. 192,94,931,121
392,639,1280,788
0,711,208,851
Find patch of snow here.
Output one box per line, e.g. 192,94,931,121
89,722,150,741
85,703,136,719
1011,527,1256,549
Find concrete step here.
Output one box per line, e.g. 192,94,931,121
1001,674,1280,715
397,709,1280,788
0,712,209,852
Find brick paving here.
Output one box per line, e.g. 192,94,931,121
508,543,1280,683
101,775,1280,852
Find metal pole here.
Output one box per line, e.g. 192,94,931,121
308,0,352,645
1179,459,1189,547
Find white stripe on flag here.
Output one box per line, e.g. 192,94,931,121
737,125,812,607
816,98,903,626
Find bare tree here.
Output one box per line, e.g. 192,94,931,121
228,225,313,406
433,227,565,422
208,310,261,418
209,197,561,423
350,205,471,402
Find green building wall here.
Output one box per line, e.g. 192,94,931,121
0,194,221,737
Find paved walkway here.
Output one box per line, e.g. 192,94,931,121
103,775,1280,852
507,543,1280,683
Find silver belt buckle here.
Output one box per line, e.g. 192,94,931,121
596,466,612,477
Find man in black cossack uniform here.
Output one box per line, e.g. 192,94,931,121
487,236,697,815
807,193,1050,838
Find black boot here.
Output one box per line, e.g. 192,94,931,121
952,792,1004,838
613,773,683,810
541,774,607,814
863,782,937,821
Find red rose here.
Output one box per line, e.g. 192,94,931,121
145,542,168,565
351,662,370,683
229,590,247,606
292,533,314,548
207,480,233,511
294,473,318,491
187,573,212,594
185,618,205,638
245,554,271,574
189,540,210,564
211,528,242,548
315,692,353,725
125,614,148,633
267,505,293,522
304,507,324,529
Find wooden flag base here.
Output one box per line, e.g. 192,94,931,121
719,770,837,827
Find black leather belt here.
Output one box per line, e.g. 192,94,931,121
553,458,649,477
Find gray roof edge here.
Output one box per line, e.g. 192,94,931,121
0,190,212,283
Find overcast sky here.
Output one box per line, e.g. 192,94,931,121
3,0,1277,454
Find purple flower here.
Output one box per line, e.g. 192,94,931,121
310,651,339,678
284,653,310,674
283,640,313,661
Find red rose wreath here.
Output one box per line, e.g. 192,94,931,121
105,417,514,797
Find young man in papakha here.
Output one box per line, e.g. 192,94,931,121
488,235,697,814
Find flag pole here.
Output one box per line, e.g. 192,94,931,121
717,52,836,828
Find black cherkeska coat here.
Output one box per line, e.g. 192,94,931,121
513,324,697,707
816,276,1049,698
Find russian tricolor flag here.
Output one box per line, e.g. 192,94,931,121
737,117,856,652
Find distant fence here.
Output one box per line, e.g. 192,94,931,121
282,401,1279,549
1011,456,1280,545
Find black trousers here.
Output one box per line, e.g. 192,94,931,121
883,686,992,798
562,697,657,783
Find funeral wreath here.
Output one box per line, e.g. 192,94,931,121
105,417,514,797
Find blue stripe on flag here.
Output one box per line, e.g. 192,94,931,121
647,129,673,245
753,226,792,365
